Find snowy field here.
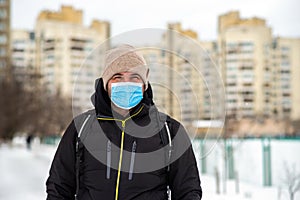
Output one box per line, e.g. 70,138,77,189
0,143,54,200
0,139,298,200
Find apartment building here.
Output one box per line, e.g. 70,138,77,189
218,11,300,123
218,11,273,119
141,47,170,114
35,6,110,112
0,0,10,80
157,23,225,130
11,30,37,87
269,38,300,120
199,41,224,121
160,23,199,127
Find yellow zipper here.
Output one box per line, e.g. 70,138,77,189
115,121,125,200
97,106,144,200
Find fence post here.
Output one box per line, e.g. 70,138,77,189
226,139,235,179
262,137,272,186
200,139,207,174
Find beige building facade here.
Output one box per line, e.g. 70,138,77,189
217,10,300,133
0,0,10,80
163,23,202,127
35,6,110,112
157,23,224,130
218,11,273,118
141,47,170,114
269,38,300,120
11,30,37,86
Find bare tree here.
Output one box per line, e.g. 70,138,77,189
39,92,72,136
282,163,300,200
0,75,72,140
0,78,26,139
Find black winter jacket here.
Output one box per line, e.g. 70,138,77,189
46,79,202,200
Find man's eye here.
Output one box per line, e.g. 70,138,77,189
132,76,140,80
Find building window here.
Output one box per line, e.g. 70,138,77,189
281,46,289,53
0,60,6,68
281,61,290,66
0,47,6,56
0,9,7,18
281,84,290,89
226,42,238,48
47,55,55,60
240,42,254,47
29,32,35,40
0,34,7,44
0,22,5,31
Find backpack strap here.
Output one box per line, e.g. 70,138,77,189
75,114,91,200
157,113,173,170
160,121,172,171
157,113,173,200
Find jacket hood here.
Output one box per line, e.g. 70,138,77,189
91,78,154,117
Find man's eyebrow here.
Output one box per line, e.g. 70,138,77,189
130,73,141,77
112,73,123,77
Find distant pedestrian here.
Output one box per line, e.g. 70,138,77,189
46,44,202,200
26,134,33,150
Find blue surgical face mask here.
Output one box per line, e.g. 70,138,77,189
110,82,143,110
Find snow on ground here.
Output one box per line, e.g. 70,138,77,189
202,175,283,200
0,140,296,200
0,143,55,200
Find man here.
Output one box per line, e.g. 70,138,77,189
46,44,202,200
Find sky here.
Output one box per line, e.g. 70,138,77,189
12,0,300,41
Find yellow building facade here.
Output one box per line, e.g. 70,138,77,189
35,6,110,112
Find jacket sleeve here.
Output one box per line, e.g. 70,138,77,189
46,121,77,200
168,121,202,200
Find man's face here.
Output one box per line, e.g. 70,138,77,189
107,72,145,97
